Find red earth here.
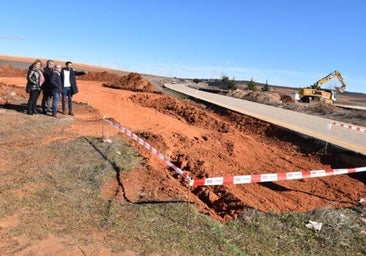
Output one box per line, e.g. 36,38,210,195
0,65,365,222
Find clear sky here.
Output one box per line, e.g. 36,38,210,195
1,0,365,93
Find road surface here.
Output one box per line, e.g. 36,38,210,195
165,83,366,155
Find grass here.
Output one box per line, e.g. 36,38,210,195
227,207,366,255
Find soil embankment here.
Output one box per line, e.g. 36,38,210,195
1,64,365,222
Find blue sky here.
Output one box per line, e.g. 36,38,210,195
1,0,366,93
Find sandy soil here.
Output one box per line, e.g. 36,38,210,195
1,64,365,223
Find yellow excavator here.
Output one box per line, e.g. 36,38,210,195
299,70,347,105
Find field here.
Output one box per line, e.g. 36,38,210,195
0,56,366,255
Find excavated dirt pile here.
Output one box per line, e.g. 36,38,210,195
1,65,365,222
103,72,159,93
80,71,120,81
81,70,159,92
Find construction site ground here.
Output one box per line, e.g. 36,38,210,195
0,63,366,255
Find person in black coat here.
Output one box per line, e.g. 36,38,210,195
50,64,63,117
60,61,86,115
26,59,42,115
41,60,54,114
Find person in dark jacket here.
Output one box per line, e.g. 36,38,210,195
50,64,63,117
41,60,54,114
60,61,86,115
26,59,43,115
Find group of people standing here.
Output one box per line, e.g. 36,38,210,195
26,59,86,117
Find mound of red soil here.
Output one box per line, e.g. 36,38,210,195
81,71,159,93
79,71,120,82
103,72,159,93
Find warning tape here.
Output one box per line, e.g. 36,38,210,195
331,121,366,133
103,117,192,183
189,167,366,186
103,117,366,188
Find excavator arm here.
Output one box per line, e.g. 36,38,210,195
334,71,347,93
311,70,346,92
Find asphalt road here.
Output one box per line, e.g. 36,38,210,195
165,83,366,155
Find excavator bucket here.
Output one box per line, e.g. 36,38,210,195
335,85,346,93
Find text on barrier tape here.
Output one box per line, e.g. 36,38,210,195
103,117,192,183
189,167,366,186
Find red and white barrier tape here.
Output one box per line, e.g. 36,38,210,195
103,117,365,187
189,167,366,186
103,117,192,183
331,121,366,133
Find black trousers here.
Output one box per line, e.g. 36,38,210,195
27,90,40,114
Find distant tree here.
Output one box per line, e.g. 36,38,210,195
247,78,257,91
193,78,202,84
262,80,270,91
221,75,229,83
221,75,237,90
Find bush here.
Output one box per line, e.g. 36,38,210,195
262,81,270,91
221,75,237,90
247,79,257,91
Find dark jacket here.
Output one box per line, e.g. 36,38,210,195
60,68,86,95
25,69,41,93
41,66,53,94
50,71,62,94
